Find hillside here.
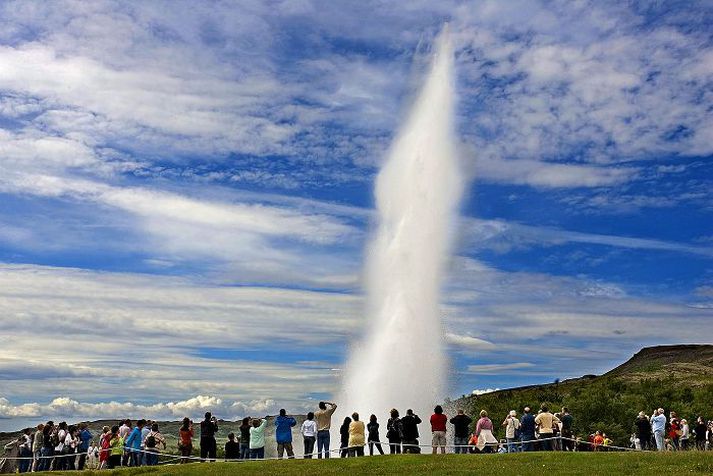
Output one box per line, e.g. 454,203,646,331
452,344,713,445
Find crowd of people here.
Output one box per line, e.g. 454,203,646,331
4,402,713,472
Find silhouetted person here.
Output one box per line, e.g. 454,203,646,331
200,412,218,462
386,409,402,454
400,409,422,454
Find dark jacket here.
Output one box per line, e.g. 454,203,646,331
636,417,652,438
224,440,240,459
200,419,218,439
520,413,536,435
340,423,350,445
386,418,402,441
400,414,421,441
367,422,380,441
239,424,251,444
449,414,473,438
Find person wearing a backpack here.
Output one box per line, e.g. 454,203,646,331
144,423,165,466
386,409,402,454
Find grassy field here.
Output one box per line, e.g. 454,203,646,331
54,452,713,476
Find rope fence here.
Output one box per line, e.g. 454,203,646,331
1,435,656,466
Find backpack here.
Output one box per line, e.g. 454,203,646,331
145,435,156,449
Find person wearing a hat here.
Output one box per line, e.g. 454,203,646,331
502,410,520,453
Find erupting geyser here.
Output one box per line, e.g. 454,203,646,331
339,25,463,425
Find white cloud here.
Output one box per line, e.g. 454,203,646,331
466,363,535,374
0,395,281,421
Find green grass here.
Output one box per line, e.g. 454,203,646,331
56,453,713,476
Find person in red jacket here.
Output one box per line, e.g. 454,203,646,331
430,405,448,454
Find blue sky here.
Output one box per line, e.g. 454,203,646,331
0,0,712,427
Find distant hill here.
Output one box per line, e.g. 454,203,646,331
450,344,713,445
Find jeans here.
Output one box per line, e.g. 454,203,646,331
129,450,141,467
454,436,468,454
317,430,330,458
18,448,32,473
506,438,519,453
388,439,401,454
38,448,54,472
521,434,535,452
145,451,159,466
240,443,251,459
250,447,264,459
539,434,553,451
654,431,665,451
303,436,316,458
277,442,294,459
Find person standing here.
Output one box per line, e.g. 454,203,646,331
119,420,131,467
107,426,124,469
520,407,536,452
502,410,521,453
17,428,32,473
249,418,267,459
275,409,297,459
200,412,219,462
367,414,384,456
560,407,573,451
534,404,560,451
650,408,667,451
38,422,55,472
680,419,690,450
301,412,318,458
314,401,337,459
178,418,194,463
430,405,448,454
450,410,472,454
475,410,498,453
400,409,422,454
224,433,240,461
386,409,402,454
694,416,707,451
31,424,44,472
77,423,93,470
239,417,252,460
348,413,366,457
635,412,652,450
668,411,681,450
140,420,152,465
339,417,351,458
145,423,165,466
125,420,145,467
98,426,111,470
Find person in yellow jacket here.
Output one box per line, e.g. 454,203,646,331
107,426,124,469
348,413,366,457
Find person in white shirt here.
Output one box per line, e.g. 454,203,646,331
301,412,318,459
650,408,667,451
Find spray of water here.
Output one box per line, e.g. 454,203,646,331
338,25,463,427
